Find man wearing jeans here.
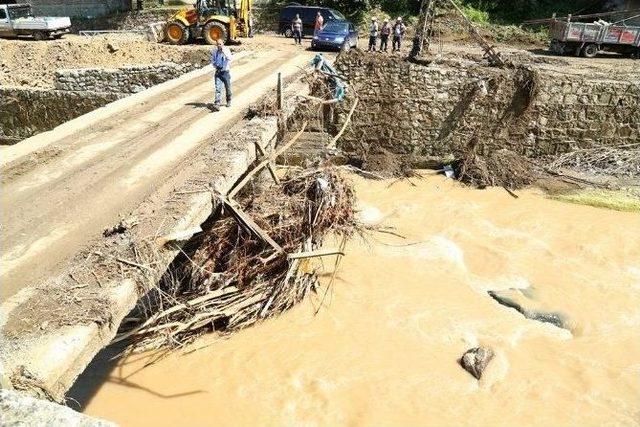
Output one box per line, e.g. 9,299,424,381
392,17,406,52
292,14,302,44
211,39,232,110
368,17,378,51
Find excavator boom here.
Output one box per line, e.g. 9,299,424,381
410,0,505,67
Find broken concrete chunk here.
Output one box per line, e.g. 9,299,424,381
0,388,115,426
460,347,494,380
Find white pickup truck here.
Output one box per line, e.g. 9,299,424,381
0,4,71,40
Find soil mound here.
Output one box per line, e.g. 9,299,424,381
360,148,414,179
454,147,539,190
0,35,211,88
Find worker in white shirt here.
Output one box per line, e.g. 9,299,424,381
368,17,379,52
210,39,233,110
292,14,303,45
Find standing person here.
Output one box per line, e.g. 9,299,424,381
392,17,406,52
379,19,391,52
368,17,378,52
292,13,303,45
314,11,324,36
211,39,233,110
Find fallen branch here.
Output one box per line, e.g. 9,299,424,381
254,140,280,185
327,98,359,149
115,257,153,272
220,196,285,255
227,121,308,200
297,94,340,105
287,249,345,260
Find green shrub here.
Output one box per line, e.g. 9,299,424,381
460,4,489,23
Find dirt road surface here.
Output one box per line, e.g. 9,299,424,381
0,48,311,301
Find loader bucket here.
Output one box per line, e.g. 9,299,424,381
146,21,167,43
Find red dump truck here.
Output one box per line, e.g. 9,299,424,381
549,16,640,58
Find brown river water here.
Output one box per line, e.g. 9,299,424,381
79,173,640,426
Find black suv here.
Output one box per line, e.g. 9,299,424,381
279,4,345,38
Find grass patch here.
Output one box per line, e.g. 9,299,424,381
488,23,548,44
550,189,640,213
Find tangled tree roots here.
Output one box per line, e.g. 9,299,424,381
119,168,357,350
454,146,539,190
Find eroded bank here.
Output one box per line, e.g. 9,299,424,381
77,173,640,427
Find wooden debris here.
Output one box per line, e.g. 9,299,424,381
227,121,308,200
118,167,358,351
254,140,280,185
328,98,359,149
287,249,345,260
220,196,285,255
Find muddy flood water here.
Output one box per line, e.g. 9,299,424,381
77,173,640,426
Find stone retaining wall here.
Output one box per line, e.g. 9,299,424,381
335,51,640,158
2,62,201,143
0,87,122,143
54,62,197,94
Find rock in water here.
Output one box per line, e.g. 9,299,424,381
460,347,494,380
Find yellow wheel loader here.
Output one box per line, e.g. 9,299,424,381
164,0,252,45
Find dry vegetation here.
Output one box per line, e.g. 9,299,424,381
550,144,640,178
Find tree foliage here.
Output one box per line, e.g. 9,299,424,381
266,0,617,24
457,0,606,22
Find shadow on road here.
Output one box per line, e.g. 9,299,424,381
186,102,216,111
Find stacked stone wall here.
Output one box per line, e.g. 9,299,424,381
54,63,197,94
335,52,640,158
2,62,202,144
0,87,122,144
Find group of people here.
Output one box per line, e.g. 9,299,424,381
291,12,408,53
368,17,407,52
210,12,408,111
291,11,324,45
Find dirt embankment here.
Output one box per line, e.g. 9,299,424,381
0,33,310,89
0,35,213,88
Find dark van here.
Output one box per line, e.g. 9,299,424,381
279,4,345,38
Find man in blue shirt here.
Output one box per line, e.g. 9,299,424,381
211,39,233,110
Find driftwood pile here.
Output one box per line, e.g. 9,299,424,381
117,167,357,350
550,144,640,178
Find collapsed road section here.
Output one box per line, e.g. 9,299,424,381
1,49,309,300
1,20,639,426
0,48,312,401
